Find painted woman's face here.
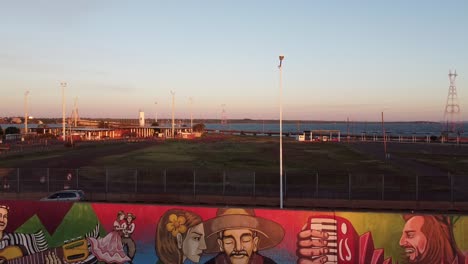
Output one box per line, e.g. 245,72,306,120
182,223,207,263
119,214,125,220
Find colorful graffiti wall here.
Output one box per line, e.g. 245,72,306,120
0,200,467,263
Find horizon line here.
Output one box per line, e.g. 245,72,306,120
0,116,460,123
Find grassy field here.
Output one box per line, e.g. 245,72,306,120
3,134,466,177
84,135,399,174
0,135,408,174
0,135,405,200
2,134,467,203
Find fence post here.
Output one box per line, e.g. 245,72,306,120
450,173,454,203
135,169,138,193
315,172,319,199
16,168,20,193
253,171,256,197
348,172,352,200
284,171,287,198
381,174,385,200
76,168,79,190
163,169,167,193
47,168,50,192
193,169,196,197
105,168,108,193
415,174,419,201
222,171,226,196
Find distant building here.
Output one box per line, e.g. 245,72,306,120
298,130,341,142
139,111,145,127
11,117,22,124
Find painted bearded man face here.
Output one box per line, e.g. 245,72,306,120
399,216,427,262
217,229,259,264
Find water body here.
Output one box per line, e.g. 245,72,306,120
206,122,468,136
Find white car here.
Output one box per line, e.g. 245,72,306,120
40,190,86,202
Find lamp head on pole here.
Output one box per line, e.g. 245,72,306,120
278,55,285,68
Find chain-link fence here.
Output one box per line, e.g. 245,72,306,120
0,167,466,202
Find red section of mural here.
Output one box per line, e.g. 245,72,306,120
371,249,384,264
312,215,358,263
2,200,73,234
1,201,467,264
90,203,217,243
294,215,360,264
294,214,395,264
90,204,455,264
359,233,394,264
359,232,375,263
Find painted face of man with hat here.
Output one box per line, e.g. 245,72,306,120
204,208,284,264
218,228,259,264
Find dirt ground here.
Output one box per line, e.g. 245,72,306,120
0,141,154,168
3,137,468,177
348,141,468,176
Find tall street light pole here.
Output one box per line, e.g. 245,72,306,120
24,90,29,135
381,111,387,159
278,55,284,209
171,91,175,138
61,82,67,142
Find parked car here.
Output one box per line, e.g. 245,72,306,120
40,190,86,202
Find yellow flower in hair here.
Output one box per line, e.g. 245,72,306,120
166,214,187,237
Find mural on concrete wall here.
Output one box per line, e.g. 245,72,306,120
0,200,467,263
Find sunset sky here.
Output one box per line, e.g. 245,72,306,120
1,0,467,121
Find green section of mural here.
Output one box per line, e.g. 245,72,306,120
50,203,102,248
455,216,468,250
15,203,104,248
16,214,53,243
338,212,405,263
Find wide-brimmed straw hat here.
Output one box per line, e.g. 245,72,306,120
204,208,284,253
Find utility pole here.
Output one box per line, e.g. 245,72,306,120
443,70,460,133
61,82,67,142
347,117,350,143
24,90,29,135
73,97,78,127
189,97,193,132
221,104,227,125
154,101,158,123
171,91,175,138
278,54,284,209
